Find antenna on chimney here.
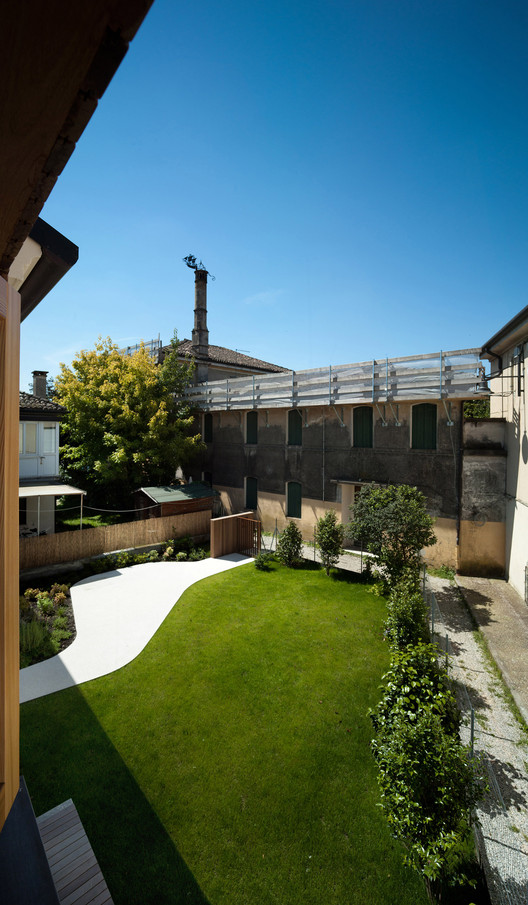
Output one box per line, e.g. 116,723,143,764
182,254,216,280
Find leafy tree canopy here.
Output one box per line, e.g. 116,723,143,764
55,333,202,507
348,483,436,588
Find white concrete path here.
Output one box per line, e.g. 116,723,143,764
20,554,252,704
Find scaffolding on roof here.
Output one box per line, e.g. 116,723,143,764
184,349,488,411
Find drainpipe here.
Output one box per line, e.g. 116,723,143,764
322,412,326,502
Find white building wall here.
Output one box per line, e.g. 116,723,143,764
489,341,528,596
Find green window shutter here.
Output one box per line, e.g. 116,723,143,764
287,482,302,518
288,409,302,446
246,411,258,444
412,403,437,449
246,476,258,509
203,413,213,443
353,407,373,448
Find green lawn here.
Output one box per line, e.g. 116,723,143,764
20,562,428,905
55,501,128,531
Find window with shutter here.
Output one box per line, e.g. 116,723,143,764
353,407,373,448
288,409,302,446
246,411,258,444
412,403,437,449
286,481,302,518
203,413,213,443
246,476,258,509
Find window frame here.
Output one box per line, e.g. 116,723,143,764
246,410,258,445
286,481,302,519
245,476,258,510
352,405,373,448
288,409,302,446
411,403,437,450
203,412,213,443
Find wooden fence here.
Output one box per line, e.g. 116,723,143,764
210,512,261,558
20,510,211,571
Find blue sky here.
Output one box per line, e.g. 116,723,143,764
21,0,528,387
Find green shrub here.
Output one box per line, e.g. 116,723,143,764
173,535,194,555
36,593,54,617
24,587,40,600
175,551,187,562
188,547,208,561
276,521,303,567
50,583,70,596
19,594,31,617
147,549,159,562
384,573,429,650
116,551,133,568
254,552,274,571
370,643,460,738
428,564,455,581
315,510,344,575
372,707,483,900
20,619,55,667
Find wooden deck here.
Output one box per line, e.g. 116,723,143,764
36,800,114,905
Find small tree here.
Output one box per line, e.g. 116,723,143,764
276,521,303,567
348,483,436,589
315,510,344,575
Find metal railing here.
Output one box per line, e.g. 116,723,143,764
185,348,486,411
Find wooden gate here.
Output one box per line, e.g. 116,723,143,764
210,512,261,558
238,517,261,557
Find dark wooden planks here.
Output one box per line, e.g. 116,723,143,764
37,800,113,905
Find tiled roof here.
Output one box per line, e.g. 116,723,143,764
19,391,66,414
168,339,288,374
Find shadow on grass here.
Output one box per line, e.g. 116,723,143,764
295,559,321,571
21,685,211,905
330,567,374,585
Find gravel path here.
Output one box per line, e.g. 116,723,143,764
427,575,528,905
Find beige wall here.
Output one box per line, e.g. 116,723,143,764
458,520,506,577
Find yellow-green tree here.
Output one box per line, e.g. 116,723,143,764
55,334,202,506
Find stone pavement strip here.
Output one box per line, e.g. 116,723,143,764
428,575,528,905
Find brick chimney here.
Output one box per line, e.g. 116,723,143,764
32,370,48,398
192,268,209,382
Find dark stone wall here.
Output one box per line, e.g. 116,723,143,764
202,402,464,519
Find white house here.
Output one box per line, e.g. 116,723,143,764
19,370,84,536
481,305,528,600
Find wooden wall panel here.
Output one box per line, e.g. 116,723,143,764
0,278,21,831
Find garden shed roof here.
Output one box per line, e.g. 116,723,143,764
138,482,218,504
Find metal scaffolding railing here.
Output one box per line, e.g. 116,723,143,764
185,348,487,411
